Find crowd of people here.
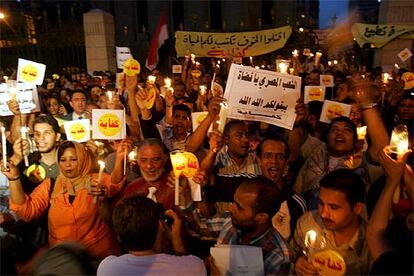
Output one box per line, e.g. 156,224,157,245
0,53,413,275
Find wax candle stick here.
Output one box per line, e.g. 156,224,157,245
20,127,29,167
1,126,7,169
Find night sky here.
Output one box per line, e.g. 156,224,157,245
319,0,349,28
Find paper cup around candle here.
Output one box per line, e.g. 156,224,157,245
389,124,409,156
289,68,294,75
164,78,171,88
199,85,207,95
356,126,367,140
382,73,389,84
276,59,290,74
304,229,326,257
148,75,156,84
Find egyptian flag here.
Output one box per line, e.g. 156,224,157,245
145,14,169,71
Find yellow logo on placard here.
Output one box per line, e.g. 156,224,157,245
123,59,141,76
326,104,345,121
309,88,323,100
21,64,39,83
196,113,207,125
98,114,122,136
322,77,331,85
69,123,87,141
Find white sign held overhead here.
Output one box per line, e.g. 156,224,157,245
0,83,40,116
116,47,133,69
17,58,46,85
320,100,352,123
223,64,301,130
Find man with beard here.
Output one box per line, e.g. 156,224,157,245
293,169,369,275
120,138,175,210
214,177,291,275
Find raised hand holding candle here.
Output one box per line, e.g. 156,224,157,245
216,102,229,133
389,124,409,156
1,126,7,169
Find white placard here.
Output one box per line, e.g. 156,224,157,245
0,83,40,116
304,86,326,104
320,100,352,123
64,119,90,143
17,58,46,85
116,47,133,69
224,64,301,130
398,48,412,62
210,245,264,276
320,74,334,87
92,109,126,140
172,65,182,74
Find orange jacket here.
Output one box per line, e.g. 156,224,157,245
10,173,123,259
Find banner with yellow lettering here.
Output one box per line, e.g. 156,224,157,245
352,23,414,48
175,26,292,58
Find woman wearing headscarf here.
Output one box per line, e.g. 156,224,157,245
3,140,132,259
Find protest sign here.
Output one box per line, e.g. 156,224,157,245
0,83,40,116
116,47,133,69
17,58,46,85
92,109,126,140
398,48,413,62
304,86,326,104
64,119,90,143
223,64,301,130
309,250,346,276
175,26,292,58
320,75,334,86
320,100,351,123
172,65,182,74
352,23,414,48
123,59,140,76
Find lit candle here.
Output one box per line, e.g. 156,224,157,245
128,149,137,161
106,91,113,102
289,68,294,75
170,150,187,206
394,63,400,69
217,102,229,133
333,60,338,65
164,78,171,88
328,61,332,66
97,160,105,183
1,126,7,169
292,49,299,57
357,126,367,140
20,127,29,167
249,56,253,65
217,60,221,65
382,73,389,84
314,52,322,65
191,54,196,63
389,124,409,156
195,61,200,67
304,229,326,258
199,85,207,95
278,63,288,74
305,230,317,248
3,76,8,82
147,75,156,84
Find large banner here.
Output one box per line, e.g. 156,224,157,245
224,64,301,130
175,26,292,58
352,23,414,48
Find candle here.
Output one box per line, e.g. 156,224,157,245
195,61,200,67
356,126,367,140
394,63,400,69
292,49,299,57
382,73,389,84
1,126,7,169
97,160,105,183
389,124,409,156
164,78,171,88
106,91,114,102
278,63,288,74
289,68,294,75
191,54,196,63
249,56,253,65
314,52,322,65
128,149,137,161
305,230,317,248
20,127,29,167
217,60,221,65
3,76,8,82
217,102,229,133
147,75,156,84
170,150,187,206
304,229,326,257
328,61,332,66
333,60,338,65
199,85,207,95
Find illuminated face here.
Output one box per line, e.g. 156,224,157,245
97,95,108,109
172,110,191,137
70,92,87,115
349,104,362,126
137,144,167,182
80,75,89,87
318,187,360,231
258,140,287,186
226,123,250,159
90,86,103,102
34,123,60,153
47,98,60,116
398,98,413,121
327,121,355,157
173,84,186,98
230,187,257,230
59,147,79,179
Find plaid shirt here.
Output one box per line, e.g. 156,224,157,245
217,220,291,275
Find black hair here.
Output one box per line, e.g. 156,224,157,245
172,104,191,118
34,114,61,134
256,136,291,159
319,169,365,207
327,116,357,142
112,196,163,251
69,89,88,101
57,141,75,160
223,120,245,136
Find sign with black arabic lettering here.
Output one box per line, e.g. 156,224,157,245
0,83,40,116
351,23,414,48
175,26,292,58
224,64,301,130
